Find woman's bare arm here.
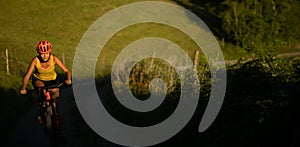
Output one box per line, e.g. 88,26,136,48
53,55,72,84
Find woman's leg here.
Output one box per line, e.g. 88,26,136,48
34,79,45,88
33,79,46,124
34,79,45,96
51,88,60,99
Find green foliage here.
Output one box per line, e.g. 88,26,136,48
173,0,300,59
220,0,300,53
206,56,300,146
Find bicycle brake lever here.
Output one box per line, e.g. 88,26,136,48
57,82,64,88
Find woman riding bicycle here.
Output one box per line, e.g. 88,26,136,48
20,40,72,124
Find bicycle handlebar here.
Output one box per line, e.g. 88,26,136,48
41,82,65,90
21,82,69,96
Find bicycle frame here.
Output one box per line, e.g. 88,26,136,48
29,83,64,136
42,89,59,135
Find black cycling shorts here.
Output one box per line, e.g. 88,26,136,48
32,76,58,89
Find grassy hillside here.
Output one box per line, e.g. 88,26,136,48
0,0,203,137
0,0,205,79
0,0,135,68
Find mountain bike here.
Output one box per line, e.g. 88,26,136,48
26,82,65,136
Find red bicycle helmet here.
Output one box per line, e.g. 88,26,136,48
36,40,52,54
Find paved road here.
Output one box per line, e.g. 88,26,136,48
4,86,113,147
5,104,53,147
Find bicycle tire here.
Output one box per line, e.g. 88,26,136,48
45,106,53,133
51,102,60,135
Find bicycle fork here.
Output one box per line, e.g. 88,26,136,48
44,91,60,135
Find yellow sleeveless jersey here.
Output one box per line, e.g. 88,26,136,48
33,55,57,81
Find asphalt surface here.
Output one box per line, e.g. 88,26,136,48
4,86,117,147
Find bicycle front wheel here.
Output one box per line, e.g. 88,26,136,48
51,102,60,135
45,106,53,133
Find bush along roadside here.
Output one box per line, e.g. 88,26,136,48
205,56,300,146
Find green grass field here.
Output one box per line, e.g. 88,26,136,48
0,0,216,88
0,0,203,78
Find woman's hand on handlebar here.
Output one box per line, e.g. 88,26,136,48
65,79,72,85
20,89,27,95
